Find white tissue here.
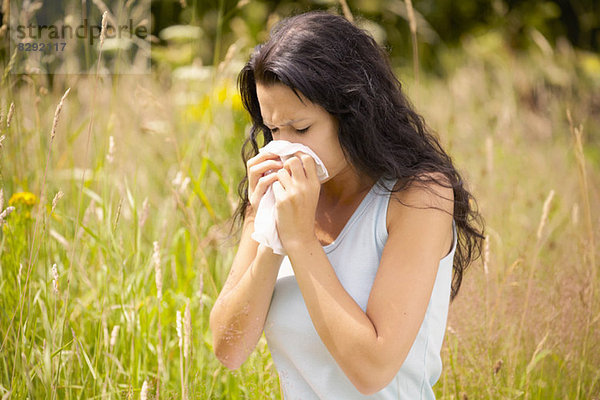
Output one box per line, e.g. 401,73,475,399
251,140,329,255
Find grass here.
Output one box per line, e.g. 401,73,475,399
1,12,599,400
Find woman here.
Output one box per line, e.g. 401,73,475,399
209,11,484,399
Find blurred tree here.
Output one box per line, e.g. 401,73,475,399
1,0,598,70
145,0,598,70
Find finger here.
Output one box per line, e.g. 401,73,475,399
249,159,283,179
283,156,306,180
300,154,319,181
272,180,284,200
293,151,306,158
248,159,283,189
254,172,279,199
276,168,292,189
247,153,282,187
247,151,281,169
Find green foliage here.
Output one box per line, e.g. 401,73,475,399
141,0,600,72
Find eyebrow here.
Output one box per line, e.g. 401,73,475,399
263,118,308,127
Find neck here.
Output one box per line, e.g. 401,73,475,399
319,164,376,206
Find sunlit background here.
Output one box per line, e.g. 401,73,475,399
0,0,599,398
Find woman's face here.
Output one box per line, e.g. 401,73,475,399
255,82,348,183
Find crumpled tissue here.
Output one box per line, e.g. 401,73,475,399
251,140,329,255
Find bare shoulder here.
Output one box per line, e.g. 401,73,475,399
386,172,454,258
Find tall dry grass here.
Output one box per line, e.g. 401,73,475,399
422,32,600,399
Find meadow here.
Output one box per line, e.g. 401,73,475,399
1,7,599,400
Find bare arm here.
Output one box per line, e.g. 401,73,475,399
209,214,284,369
209,151,285,370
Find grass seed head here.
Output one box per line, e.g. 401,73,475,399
172,171,190,194
140,380,148,400
493,359,503,374
139,197,149,228
184,301,191,359
51,190,64,213
100,11,108,48
483,235,490,275
153,241,163,301
110,325,120,350
106,136,115,163
0,205,15,225
6,102,14,128
198,271,204,308
536,189,555,240
176,310,183,348
51,263,59,294
103,318,109,350
51,88,71,141
485,135,493,175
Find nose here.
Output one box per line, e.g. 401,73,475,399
273,130,295,143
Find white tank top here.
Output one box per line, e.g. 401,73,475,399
264,176,458,399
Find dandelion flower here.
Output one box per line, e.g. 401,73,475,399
9,191,38,207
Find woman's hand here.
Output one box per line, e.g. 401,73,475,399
246,152,284,219
271,152,321,250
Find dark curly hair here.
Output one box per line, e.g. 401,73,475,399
232,11,484,301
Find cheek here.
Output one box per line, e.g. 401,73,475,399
308,122,343,175
318,151,345,176
321,139,346,174
308,148,331,175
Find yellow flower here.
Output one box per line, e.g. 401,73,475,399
216,83,228,104
231,92,244,112
9,192,38,207
214,81,245,111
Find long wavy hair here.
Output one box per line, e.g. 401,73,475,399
232,11,484,301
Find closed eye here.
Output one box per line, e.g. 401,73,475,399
266,126,310,134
